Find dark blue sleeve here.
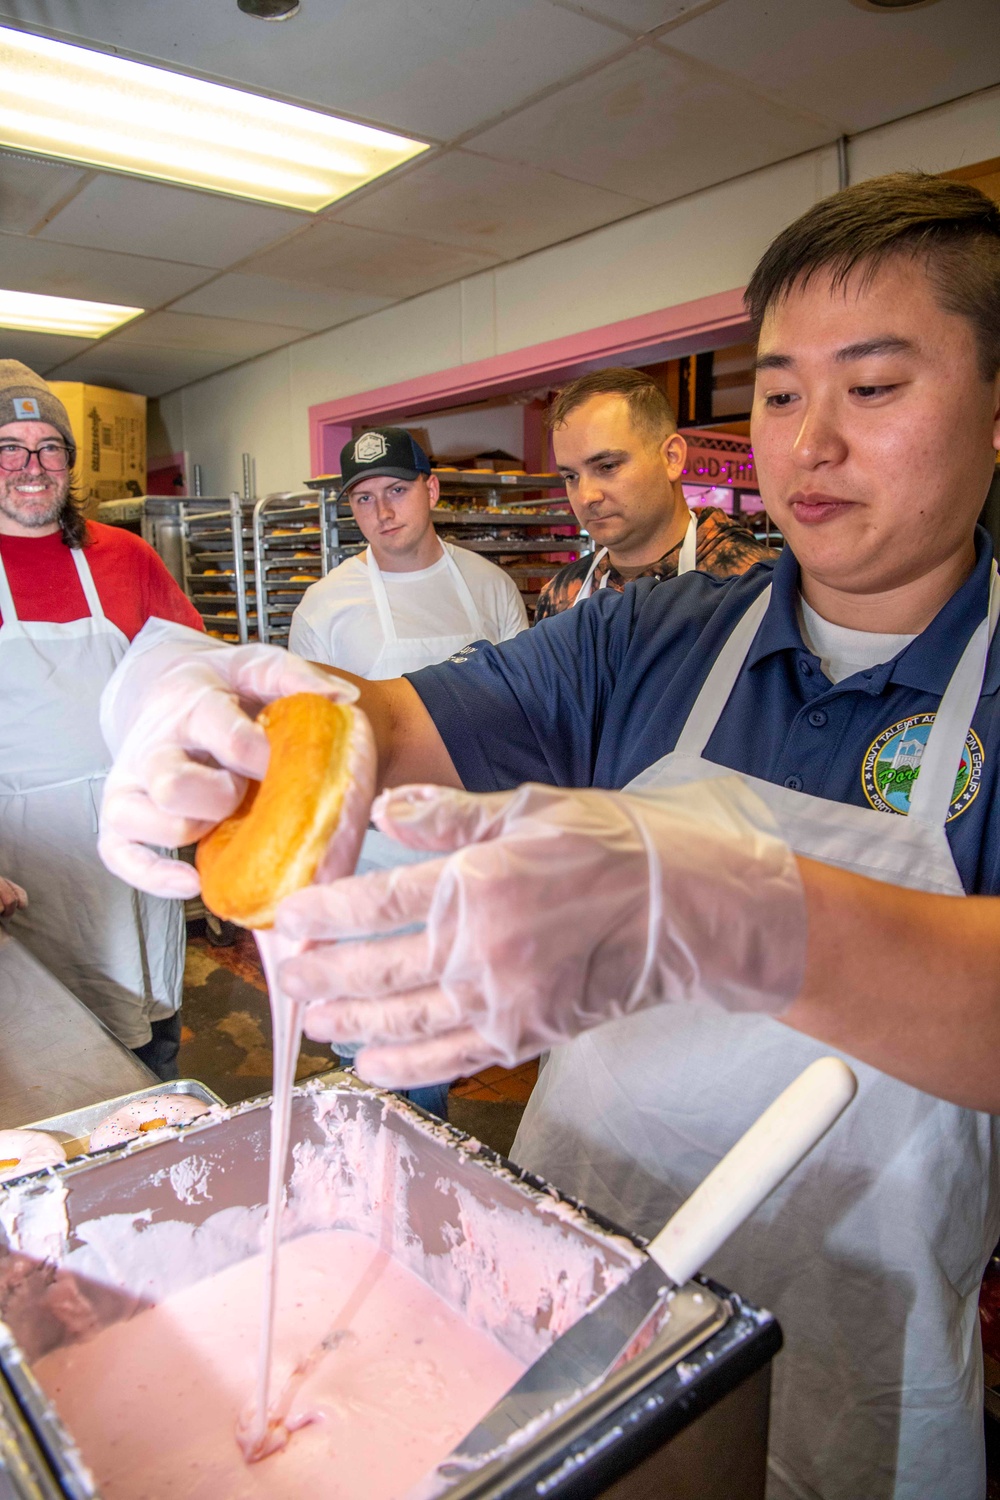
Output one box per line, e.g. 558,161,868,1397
405,589,640,792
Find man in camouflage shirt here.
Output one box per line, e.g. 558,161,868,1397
535,368,773,621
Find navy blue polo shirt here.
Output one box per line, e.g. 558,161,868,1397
407,527,1000,896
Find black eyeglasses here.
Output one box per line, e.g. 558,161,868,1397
0,442,73,473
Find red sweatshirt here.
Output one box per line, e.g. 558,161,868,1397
0,521,203,639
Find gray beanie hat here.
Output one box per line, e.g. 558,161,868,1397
0,361,75,455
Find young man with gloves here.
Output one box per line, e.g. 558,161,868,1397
97,172,1000,1499
0,361,204,1077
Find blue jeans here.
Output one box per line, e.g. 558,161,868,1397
335,1045,449,1121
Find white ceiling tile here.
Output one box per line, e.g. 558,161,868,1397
38,175,308,268
547,0,705,35
170,274,392,331
111,310,300,357
666,0,1000,134
0,327,93,372
467,45,834,203
0,0,627,140
45,344,236,398
0,232,211,306
0,151,89,234
332,149,649,259
241,221,500,300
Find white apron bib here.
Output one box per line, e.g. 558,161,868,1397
514,571,1000,1500
365,542,491,680
0,544,183,1048
575,509,697,604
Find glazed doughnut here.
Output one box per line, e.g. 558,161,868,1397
0,1130,66,1182
89,1094,211,1151
196,693,375,929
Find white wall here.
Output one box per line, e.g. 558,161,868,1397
160,84,1000,498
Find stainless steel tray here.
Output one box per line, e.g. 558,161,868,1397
0,1076,739,1500
23,1080,224,1161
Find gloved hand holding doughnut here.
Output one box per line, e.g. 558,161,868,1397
98,620,359,900
275,776,807,1089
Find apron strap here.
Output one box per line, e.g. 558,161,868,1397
70,546,110,622
441,543,488,637
907,561,1000,829
0,542,17,623
574,547,608,605
673,585,772,757
677,510,698,575
365,546,399,646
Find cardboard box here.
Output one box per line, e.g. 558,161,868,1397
48,382,147,513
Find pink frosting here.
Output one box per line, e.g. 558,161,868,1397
34,1227,523,1499
89,1095,211,1151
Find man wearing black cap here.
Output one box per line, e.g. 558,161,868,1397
290,427,527,678
0,359,202,1078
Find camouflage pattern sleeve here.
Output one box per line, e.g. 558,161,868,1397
694,508,777,579
533,556,591,622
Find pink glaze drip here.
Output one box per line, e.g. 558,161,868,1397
240,928,306,1462
34,1228,524,1500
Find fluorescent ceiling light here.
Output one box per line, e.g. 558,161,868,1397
0,288,143,338
0,28,429,212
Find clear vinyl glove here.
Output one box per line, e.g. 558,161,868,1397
0,877,27,919
98,619,358,900
275,775,806,1089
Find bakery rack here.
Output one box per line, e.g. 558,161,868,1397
252,491,332,645
142,494,257,643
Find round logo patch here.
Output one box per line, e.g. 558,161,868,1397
862,713,983,821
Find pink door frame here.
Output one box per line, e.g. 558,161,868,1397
309,286,751,475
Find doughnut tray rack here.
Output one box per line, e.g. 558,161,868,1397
251,491,333,645
176,495,257,643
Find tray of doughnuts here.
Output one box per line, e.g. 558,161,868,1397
24,1080,224,1161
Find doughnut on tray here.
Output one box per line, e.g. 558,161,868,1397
23,1080,224,1161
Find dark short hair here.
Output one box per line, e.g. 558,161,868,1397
548,367,678,443
745,172,1000,380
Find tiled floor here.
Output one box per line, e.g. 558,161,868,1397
178,924,537,1156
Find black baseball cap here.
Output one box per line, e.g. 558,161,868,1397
339,427,432,497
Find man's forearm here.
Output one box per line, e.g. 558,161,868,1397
785,857,1000,1111
307,664,462,793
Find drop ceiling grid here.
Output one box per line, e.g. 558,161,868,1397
0,0,991,395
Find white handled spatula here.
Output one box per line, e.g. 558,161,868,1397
449,1055,857,1464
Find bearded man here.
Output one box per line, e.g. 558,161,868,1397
0,361,202,1077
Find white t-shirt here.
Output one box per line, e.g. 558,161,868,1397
289,541,528,677
798,597,916,684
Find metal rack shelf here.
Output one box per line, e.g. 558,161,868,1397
252,492,331,646
143,495,257,643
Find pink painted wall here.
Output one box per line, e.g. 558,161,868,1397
309,287,749,476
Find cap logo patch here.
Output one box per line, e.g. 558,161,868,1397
12,397,40,420
354,432,388,464
862,713,983,822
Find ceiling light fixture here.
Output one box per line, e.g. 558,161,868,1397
238,0,301,17
0,287,143,338
0,27,428,212
848,0,943,11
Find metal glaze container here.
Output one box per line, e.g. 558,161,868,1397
0,1076,778,1500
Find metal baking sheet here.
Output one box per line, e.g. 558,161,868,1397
24,1081,224,1161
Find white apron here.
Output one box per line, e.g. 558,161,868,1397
0,544,183,1048
514,572,1000,1500
575,509,697,604
365,542,491,679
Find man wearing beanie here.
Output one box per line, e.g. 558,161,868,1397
0,360,202,1078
